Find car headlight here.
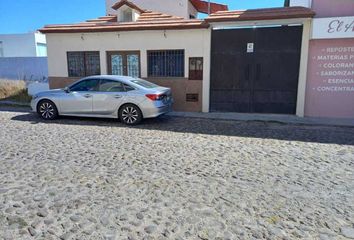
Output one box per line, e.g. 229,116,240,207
32,95,39,100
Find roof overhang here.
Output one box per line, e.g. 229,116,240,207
39,21,209,34
189,0,228,14
206,7,315,23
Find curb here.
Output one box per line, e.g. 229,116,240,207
0,101,30,107
167,112,354,128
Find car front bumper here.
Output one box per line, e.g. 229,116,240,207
30,99,38,112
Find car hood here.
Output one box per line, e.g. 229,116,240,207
37,89,64,96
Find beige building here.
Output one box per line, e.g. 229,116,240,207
40,0,316,115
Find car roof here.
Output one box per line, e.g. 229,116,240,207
84,75,136,83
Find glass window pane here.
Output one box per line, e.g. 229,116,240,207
127,54,139,78
123,9,133,22
70,79,99,92
99,80,124,92
189,58,196,70
85,52,100,76
67,52,85,77
111,55,123,75
124,84,135,91
36,43,47,57
131,79,158,89
148,50,184,77
189,57,203,80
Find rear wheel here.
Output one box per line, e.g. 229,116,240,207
119,104,142,125
37,100,58,120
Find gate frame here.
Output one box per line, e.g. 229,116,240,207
204,18,312,117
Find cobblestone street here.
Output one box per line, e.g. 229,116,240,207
0,108,354,239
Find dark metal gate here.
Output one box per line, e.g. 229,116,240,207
210,26,303,114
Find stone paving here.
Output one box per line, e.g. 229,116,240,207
0,108,354,240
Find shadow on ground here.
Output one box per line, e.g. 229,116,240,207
3,106,354,146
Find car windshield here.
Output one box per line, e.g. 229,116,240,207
130,79,158,89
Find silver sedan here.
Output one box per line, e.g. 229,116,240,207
31,75,173,125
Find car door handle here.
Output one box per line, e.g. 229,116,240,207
84,94,92,98
114,95,122,99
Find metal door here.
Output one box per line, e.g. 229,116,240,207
210,26,303,114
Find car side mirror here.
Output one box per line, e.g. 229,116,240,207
64,87,70,93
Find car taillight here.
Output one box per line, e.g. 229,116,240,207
146,94,166,101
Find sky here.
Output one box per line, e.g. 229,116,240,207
0,0,285,34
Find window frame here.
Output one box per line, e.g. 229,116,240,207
106,51,141,78
67,51,101,77
122,8,133,22
36,43,47,57
188,57,203,80
147,49,185,78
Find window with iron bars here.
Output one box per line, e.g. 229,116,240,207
67,51,100,77
147,50,184,77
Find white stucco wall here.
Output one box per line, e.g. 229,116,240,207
0,33,37,57
46,29,209,79
46,30,209,78
46,29,210,112
106,0,192,19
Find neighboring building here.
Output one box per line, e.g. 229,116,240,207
105,0,228,19
303,0,354,119
0,32,48,81
0,32,47,57
39,0,354,120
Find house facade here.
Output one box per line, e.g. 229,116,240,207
40,0,354,119
40,0,227,112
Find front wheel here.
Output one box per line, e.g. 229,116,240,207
119,104,142,125
37,100,58,120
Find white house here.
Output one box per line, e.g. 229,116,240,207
0,32,47,57
39,0,229,112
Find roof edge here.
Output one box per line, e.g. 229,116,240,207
38,22,210,34
189,0,228,14
111,0,145,13
206,6,316,23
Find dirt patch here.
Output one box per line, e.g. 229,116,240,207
0,79,32,103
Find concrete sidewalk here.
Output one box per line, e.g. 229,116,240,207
169,111,354,127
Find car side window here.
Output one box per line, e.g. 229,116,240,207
99,80,125,92
124,84,135,91
70,79,99,92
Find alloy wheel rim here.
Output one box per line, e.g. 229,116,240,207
122,107,138,124
39,102,55,119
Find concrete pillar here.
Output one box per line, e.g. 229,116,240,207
296,19,312,117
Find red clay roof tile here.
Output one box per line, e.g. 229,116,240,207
189,0,228,14
39,10,208,33
206,6,315,22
